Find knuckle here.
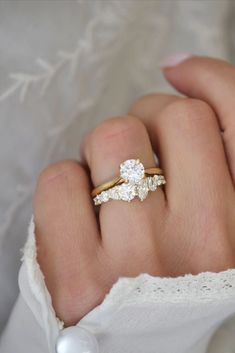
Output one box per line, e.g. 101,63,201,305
161,98,215,127
36,160,85,187
129,93,165,111
33,160,87,213
85,115,145,149
129,93,179,116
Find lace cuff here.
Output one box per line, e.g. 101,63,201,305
13,217,235,353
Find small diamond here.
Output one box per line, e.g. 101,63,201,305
94,196,101,205
148,177,157,191
109,187,120,200
137,179,149,201
100,191,109,202
120,159,145,184
118,183,136,201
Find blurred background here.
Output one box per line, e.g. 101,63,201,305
0,0,235,339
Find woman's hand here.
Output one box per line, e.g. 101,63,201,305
33,56,235,326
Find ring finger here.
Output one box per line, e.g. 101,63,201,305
80,115,166,274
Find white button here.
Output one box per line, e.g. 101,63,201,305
56,326,99,353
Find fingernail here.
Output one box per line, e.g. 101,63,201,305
161,52,193,68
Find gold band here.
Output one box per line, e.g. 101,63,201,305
91,167,163,198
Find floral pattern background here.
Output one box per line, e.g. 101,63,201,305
0,0,235,346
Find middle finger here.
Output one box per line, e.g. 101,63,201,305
129,94,234,208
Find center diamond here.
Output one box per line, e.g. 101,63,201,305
120,159,145,184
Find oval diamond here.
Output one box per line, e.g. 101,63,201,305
120,159,145,184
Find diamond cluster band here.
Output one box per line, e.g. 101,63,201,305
92,159,166,205
93,174,166,205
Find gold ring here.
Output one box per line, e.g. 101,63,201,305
91,159,165,204
91,163,163,197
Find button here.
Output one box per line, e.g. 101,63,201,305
56,326,99,353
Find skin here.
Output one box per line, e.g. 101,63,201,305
34,56,235,326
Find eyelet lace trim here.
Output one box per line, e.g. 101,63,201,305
102,270,235,306
23,216,235,323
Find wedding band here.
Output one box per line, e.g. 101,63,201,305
91,161,163,197
92,159,166,205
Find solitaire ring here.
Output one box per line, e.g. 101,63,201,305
91,159,166,205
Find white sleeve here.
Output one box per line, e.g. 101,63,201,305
1,216,235,353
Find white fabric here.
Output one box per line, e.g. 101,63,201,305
1,217,235,353
1,0,235,352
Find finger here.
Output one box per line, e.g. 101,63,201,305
162,55,235,183
129,93,181,185
129,94,233,209
80,115,165,274
34,160,101,325
130,94,235,273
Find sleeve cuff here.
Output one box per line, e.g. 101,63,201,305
13,216,235,353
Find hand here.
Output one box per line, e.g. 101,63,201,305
33,56,235,326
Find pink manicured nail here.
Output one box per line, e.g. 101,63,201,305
161,52,193,68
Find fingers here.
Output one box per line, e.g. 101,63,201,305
34,160,101,325
80,115,165,274
81,115,155,186
162,55,235,182
130,94,235,272
129,94,233,209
